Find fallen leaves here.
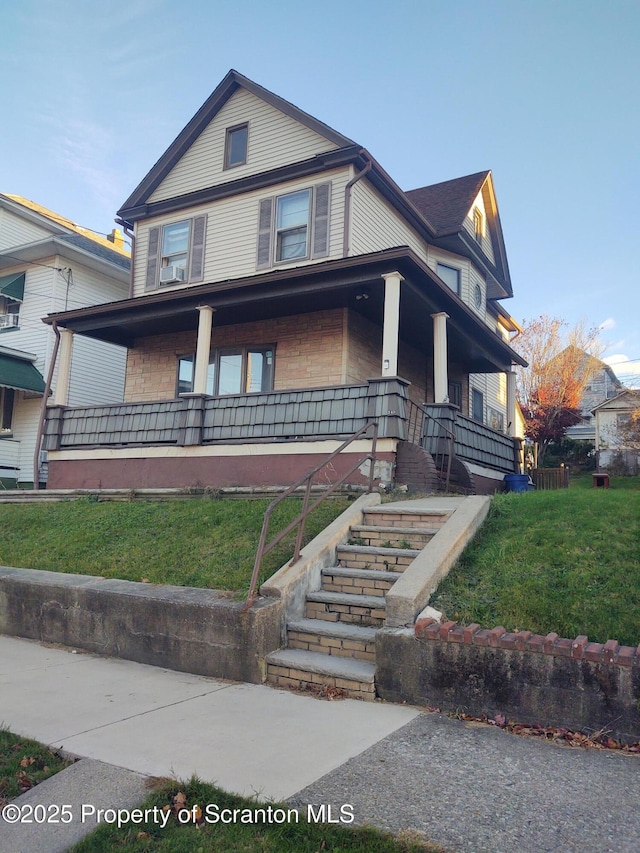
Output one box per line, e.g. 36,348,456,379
449,709,640,752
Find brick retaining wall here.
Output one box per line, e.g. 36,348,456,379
376,618,640,743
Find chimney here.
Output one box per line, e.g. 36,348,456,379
107,228,125,249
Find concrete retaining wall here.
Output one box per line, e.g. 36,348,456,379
0,566,282,684
376,620,640,743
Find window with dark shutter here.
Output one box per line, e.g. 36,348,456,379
312,183,330,258
189,215,207,282
145,227,161,290
256,198,273,269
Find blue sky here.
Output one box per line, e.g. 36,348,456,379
2,0,639,384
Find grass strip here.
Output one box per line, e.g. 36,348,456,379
431,477,640,645
0,497,351,592
0,728,73,804
69,777,445,853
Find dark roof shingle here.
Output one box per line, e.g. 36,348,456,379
405,170,490,236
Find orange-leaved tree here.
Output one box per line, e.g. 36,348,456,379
513,316,603,465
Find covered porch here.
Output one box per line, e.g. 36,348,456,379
41,248,524,492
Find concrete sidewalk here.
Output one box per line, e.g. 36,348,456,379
1,634,639,853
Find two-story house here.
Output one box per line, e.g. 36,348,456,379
41,70,525,494
0,194,129,486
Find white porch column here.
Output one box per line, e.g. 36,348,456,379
381,271,404,376
431,312,449,404
507,369,517,437
193,305,215,394
53,328,74,405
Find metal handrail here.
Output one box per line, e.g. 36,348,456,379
244,420,379,609
405,399,455,494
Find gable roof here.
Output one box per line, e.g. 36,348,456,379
592,388,640,413
116,72,512,301
2,194,129,258
405,171,490,237
406,171,512,300
118,69,356,216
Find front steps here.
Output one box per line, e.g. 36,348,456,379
266,503,453,700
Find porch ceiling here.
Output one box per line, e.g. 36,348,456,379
44,247,524,372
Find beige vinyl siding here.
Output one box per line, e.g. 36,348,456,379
134,168,350,296
0,208,53,251
426,247,494,328
463,190,495,264
149,88,339,203
349,181,428,261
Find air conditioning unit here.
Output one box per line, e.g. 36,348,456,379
160,265,186,284
0,314,19,328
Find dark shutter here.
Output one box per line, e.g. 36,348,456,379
189,215,207,281
256,197,273,269
145,227,161,291
312,182,330,258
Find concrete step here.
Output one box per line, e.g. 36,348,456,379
321,566,399,597
349,524,438,549
363,506,452,531
305,591,386,627
336,543,419,572
287,618,377,662
266,648,376,700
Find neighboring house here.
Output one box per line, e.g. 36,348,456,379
565,351,622,441
42,69,526,494
593,389,640,472
0,194,130,486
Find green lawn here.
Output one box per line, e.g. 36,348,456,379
0,497,351,593
0,728,72,804
69,778,445,853
431,475,640,645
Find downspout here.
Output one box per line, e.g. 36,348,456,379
343,156,372,257
116,218,136,298
33,321,61,490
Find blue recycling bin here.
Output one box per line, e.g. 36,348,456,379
504,474,532,493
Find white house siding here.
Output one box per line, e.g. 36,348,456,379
462,189,496,265
12,395,41,485
68,336,126,406
469,372,508,432
1,263,57,376
148,88,339,203
0,208,52,251
349,181,428,262
134,168,350,297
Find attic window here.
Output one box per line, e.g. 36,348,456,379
473,208,483,242
224,123,248,169
436,263,460,296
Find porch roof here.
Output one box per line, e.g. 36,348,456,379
44,247,526,373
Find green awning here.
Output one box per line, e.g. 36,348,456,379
0,272,25,301
0,353,45,393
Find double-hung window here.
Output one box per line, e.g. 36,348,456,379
224,123,248,169
161,221,190,278
178,346,274,396
146,215,207,290
257,183,330,269
276,189,311,262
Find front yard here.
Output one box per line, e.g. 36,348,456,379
431,475,640,645
0,497,351,593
